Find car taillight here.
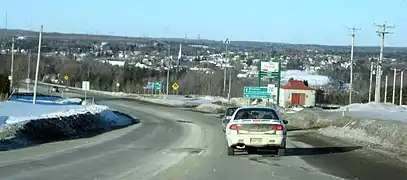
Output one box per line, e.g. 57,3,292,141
229,124,242,130
270,124,284,131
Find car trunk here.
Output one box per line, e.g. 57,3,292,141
235,120,281,135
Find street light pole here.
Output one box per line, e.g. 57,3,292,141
400,70,404,106
223,38,230,96
223,46,228,95
227,67,232,101
33,25,43,104
27,50,31,91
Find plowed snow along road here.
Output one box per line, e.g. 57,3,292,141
3,85,407,180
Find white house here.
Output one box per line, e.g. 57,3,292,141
279,80,315,107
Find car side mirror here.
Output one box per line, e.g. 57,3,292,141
283,120,288,124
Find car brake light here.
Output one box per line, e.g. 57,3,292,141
252,119,261,122
270,124,284,131
229,124,242,130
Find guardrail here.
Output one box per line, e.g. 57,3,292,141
22,81,131,97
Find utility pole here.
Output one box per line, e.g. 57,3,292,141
4,12,7,38
374,22,395,103
391,68,400,104
400,70,404,106
33,25,43,104
348,26,360,104
166,44,171,96
27,50,32,91
368,60,374,102
384,75,388,102
10,37,15,92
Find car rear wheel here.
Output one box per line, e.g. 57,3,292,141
227,146,235,156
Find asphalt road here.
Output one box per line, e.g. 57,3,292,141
1,84,407,180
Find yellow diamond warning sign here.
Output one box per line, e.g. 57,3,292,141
171,82,179,91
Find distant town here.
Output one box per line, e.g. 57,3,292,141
1,28,407,105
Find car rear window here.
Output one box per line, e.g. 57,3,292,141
234,108,279,120
226,108,238,116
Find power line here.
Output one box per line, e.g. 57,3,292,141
348,26,360,104
374,22,395,103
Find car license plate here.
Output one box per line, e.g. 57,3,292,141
250,138,262,144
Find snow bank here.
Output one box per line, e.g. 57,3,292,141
286,105,407,153
334,102,407,122
0,101,138,150
195,103,225,114
0,101,105,125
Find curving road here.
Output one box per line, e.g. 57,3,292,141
1,85,407,180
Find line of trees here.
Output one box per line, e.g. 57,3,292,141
2,54,404,105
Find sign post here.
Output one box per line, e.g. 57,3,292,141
64,75,69,92
82,81,90,102
258,58,281,106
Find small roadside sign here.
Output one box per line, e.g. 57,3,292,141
172,82,179,91
267,84,276,95
64,75,69,81
82,81,90,91
155,82,162,91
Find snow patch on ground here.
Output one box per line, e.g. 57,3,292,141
281,70,330,86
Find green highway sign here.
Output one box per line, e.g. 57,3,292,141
243,86,271,99
155,82,162,91
256,58,282,106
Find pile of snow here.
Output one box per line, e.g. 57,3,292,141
287,103,407,153
281,70,329,86
195,103,225,114
0,101,117,126
0,101,137,149
57,98,83,104
334,102,407,122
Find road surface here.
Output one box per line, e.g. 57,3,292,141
1,85,407,180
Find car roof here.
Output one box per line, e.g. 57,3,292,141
236,106,278,111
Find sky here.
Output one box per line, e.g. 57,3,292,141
1,0,406,46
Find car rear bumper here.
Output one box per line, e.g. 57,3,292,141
227,134,286,148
